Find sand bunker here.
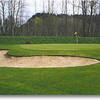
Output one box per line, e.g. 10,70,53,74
0,50,99,68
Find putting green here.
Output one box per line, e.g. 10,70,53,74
6,44,100,60
20,44,100,50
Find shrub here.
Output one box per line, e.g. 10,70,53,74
25,40,32,44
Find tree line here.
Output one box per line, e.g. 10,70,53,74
0,0,100,37
0,0,24,36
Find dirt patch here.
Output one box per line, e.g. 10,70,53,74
0,50,100,68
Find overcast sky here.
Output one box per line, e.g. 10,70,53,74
24,0,78,18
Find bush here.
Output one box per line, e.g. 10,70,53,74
25,40,32,44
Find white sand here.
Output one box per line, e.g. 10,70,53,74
0,50,99,68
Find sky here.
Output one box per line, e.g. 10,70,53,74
24,0,77,18
24,0,100,22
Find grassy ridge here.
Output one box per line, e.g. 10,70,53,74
0,36,100,44
6,44,100,60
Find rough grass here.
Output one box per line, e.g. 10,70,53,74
0,36,100,44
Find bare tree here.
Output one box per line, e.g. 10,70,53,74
65,0,68,35
64,0,68,14
81,0,88,36
0,0,7,34
88,0,98,36
73,0,75,15
34,0,37,14
76,0,81,33
51,0,54,14
7,0,25,36
72,0,75,33
0,14,2,34
48,0,50,13
43,0,45,13
62,0,64,14
18,0,25,35
99,1,100,14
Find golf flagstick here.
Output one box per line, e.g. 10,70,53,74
74,32,79,56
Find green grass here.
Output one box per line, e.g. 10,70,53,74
6,44,100,60
0,38,100,95
0,64,100,95
0,36,100,44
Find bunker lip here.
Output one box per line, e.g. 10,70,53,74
0,50,100,68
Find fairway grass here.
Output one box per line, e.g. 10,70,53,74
0,44,100,95
0,64,100,95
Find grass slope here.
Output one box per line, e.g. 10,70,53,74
7,44,100,60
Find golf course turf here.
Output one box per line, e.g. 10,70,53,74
0,36,100,95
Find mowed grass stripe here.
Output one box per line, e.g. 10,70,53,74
5,44,100,60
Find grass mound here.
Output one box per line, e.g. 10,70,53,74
5,44,100,60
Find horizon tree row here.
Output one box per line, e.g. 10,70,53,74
0,0,100,37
